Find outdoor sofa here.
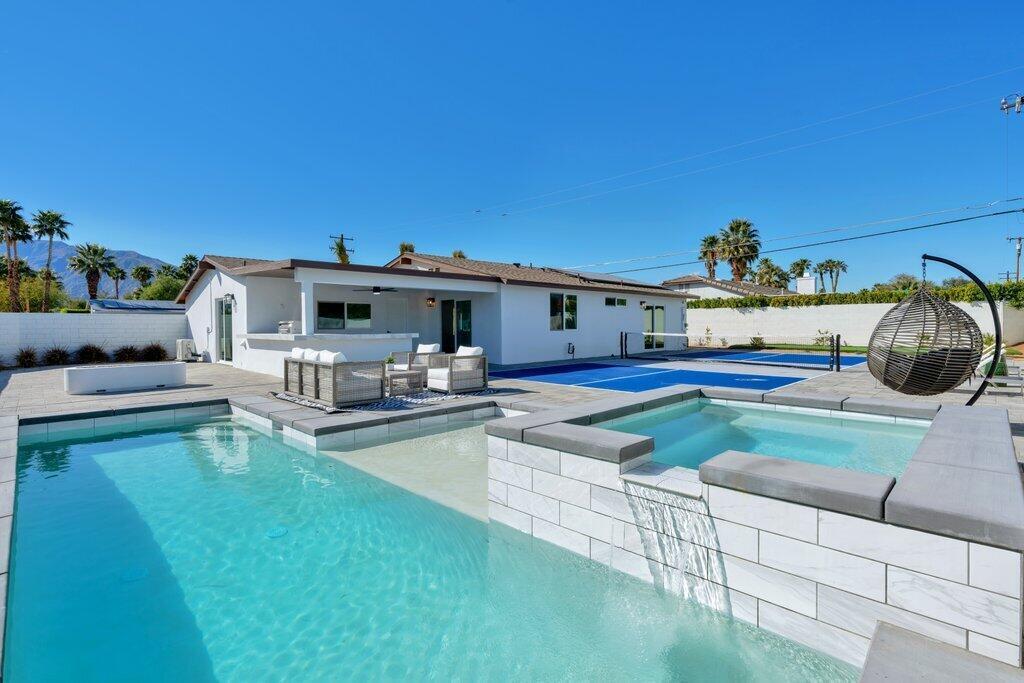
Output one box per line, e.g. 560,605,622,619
283,348,385,408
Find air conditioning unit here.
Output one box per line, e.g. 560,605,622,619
278,320,298,334
176,339,200,362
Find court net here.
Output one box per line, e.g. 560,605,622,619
620,332,838,371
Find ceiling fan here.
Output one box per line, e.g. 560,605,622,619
353,286,398,295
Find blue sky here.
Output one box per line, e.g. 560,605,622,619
3,1,1024,290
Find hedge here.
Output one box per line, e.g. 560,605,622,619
687,281,1024,310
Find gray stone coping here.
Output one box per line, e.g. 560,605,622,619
699,450,895,520
524,422,653,464
698,386,767,402
17,398,229,425
0,423,19,667
861,622,1024,682
485,408,593,441
841,396,941,419
764,391,849,410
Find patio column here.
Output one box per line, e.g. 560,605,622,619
299,278,316,335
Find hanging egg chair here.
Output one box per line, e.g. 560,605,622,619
867,287,983,395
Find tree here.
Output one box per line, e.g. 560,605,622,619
698,234,720,279
813,261,829,293
788,258,812,279
157,263,179,278
332,237,351,264
0,273,66,313
753,258,790,289
134,274,186,301
0,256,35,279
0,199,31,312
178,254,199,279
451,249,467,259
399,242,415,254
107,265,127,298
68,243,116,300
131,264,154,288
825,258,847,293
942,276,971,288
31,210,71,312
718,219,760,281
871,273,934,291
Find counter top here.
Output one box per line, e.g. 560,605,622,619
239,332,419,341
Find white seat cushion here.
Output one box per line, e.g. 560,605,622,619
427,368,449,381
416,343,441,354
455,346,484,357
317,350,346,364
428,368,483,381
291,347,305,359
302,348,320,361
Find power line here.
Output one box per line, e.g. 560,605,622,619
371,65,1024,231
606,209,1024,275
566,197,1024,269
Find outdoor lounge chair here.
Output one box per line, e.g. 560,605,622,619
283,348,385,407
392,343,443,382
427,346,488,394
989,364,1024,398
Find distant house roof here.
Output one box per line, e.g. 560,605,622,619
177,253,694,303
660,273,795,297
385,253,694,298
89,299,186,313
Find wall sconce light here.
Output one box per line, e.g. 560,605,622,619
639,300,647,308
426,297,436,308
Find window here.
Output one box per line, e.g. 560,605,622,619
550,293,578,331
316,301,372,330
604,297,627,307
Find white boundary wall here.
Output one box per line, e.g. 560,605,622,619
687,301,1024,346
0,313,186,365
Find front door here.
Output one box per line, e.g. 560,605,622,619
216,297,233,361
643,304,664,350
441,299,472,353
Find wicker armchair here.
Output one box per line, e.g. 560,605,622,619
427,350,488,394
283,357,385,407
392,348,443,382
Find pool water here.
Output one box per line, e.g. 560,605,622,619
604,400,927,477
7,419,857,681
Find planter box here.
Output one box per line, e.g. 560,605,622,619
64,362,187,395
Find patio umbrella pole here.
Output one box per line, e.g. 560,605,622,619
921,254,1000,406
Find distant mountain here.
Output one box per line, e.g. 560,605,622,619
18,240,171,300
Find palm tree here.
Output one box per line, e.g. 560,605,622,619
68,243,116,300
31,210,71,312
451,249,467,259
0,200,31,312
788,258,812,280
178,254,199,279
718,219,760,281
331,237,350,264
399,242,415,254
0,256,35,279
825,258,847,293
131,264,154,288
753,258,790,290
107,265,127,298
813,261,829,293
698,234,720,279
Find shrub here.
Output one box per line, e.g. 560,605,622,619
113,345,139,363
76,344,109,364
138,343,169,362
16,347,37,368
41,346,72,366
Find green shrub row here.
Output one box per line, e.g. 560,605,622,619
687,282,1024,309
5,343,169,369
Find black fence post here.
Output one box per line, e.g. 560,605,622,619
834,334,842,372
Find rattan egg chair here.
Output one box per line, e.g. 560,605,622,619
867,287,984,396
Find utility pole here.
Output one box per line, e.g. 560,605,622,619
999,270,1015,283
1009,237,1024,282
330,233,355,264
1001,93,1024,115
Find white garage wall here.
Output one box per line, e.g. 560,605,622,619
0,312,186,365
687,301,1024,346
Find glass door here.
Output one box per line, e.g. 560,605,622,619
643,305,664,350
440,299,472,353
216,298,233,362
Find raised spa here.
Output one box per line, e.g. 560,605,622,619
602,398,928,477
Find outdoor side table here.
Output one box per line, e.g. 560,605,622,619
386,369,423,396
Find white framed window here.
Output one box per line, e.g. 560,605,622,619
316,301,372,330
550,293,578,331
604,297,627,307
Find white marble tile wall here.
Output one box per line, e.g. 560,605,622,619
486,436,1024,669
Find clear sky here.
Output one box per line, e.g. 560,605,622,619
3,1,1024,290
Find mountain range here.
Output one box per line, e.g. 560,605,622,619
17,240,170,300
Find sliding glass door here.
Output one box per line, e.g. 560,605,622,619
643,304,664,350
216,298,233,362
441,299,472,353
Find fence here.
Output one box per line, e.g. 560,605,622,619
0,313,186,366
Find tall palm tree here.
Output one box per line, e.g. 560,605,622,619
826,258,847,293
399,242,415,254
31,210,71,312
68,243,115,300
718,219,760,281
788,258,812,280
753,258,790,290
131,264,154,288
331,236,350,264
813,261,830,293
107,265,127,299
451,249,467,259
0,200,32,312
178,254,199,279
698,234,720,279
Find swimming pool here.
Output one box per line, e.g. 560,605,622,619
7,418,856,680
602,399,928,477
491,362,804,392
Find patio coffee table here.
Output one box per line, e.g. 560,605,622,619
386,369,424,396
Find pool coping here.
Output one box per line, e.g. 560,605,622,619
483,385,1024,552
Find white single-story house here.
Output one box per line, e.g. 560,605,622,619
176,253,693,376
661,273,797,299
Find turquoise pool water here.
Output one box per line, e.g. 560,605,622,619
7,419,857,681
604,400,927,477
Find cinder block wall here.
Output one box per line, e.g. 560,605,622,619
486,436,1024,669
0,313,186,364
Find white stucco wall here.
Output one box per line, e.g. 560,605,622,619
687,301,1024,346
0,312,185,365
668,283,743,299
184,269,249,362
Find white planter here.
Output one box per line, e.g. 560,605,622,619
64,362,187,395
